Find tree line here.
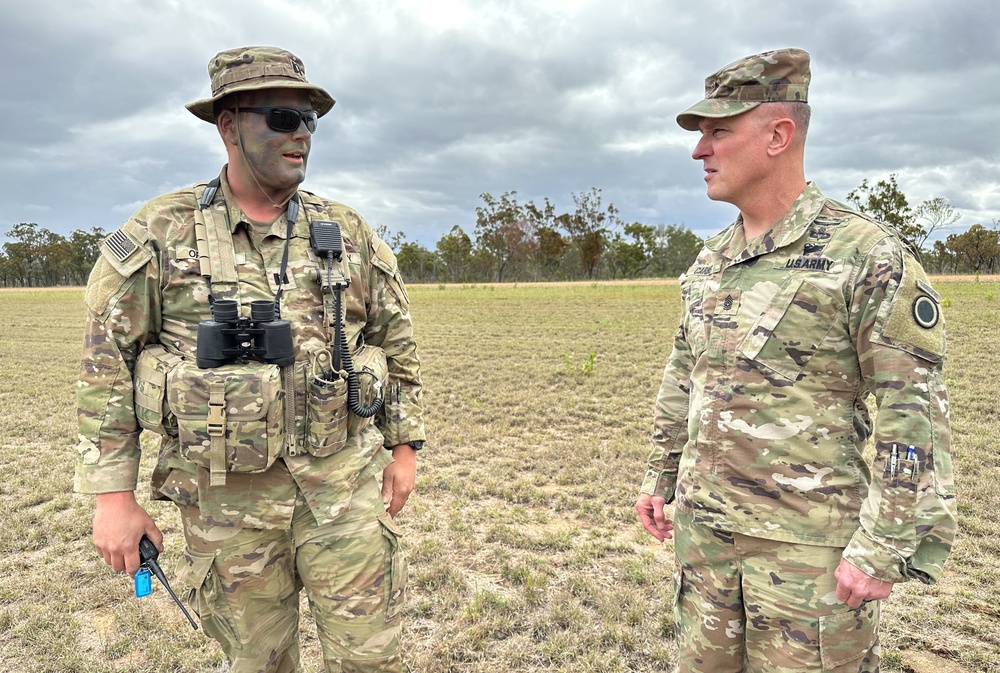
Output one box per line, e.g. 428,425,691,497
3,178,998,288
845,174,1000,274
382,187,703,284
0,223,105,288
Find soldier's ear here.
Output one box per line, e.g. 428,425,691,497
216,110,239,147
766,117,797,157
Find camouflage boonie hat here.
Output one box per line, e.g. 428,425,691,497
186,46,335,123
676,48,810,131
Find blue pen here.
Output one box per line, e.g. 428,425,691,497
906,445,916,461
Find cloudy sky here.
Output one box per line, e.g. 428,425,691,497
2,0,997,250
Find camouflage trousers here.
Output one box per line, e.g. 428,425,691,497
174,477,408,673
672,508,879,672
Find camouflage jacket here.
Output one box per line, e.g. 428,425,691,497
75,169,425,528
641,183,956,584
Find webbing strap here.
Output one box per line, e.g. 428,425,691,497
207,382,228,487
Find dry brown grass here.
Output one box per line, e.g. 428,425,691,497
0,280,997,672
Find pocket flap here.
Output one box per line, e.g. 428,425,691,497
739,277,802,361
818,602,879,669
174,547,216,593
167,363,278,421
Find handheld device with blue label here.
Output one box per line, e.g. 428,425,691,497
134,567,152,598
135,535,199,630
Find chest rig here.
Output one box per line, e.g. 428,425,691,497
191,178,303,463
190,180,382,465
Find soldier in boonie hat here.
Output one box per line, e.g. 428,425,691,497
77,44,426,673
676,47,810,131
186,45,335,123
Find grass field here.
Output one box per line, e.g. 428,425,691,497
1,280,997,672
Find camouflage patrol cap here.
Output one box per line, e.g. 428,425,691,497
676,48,810,131
186,46,335,123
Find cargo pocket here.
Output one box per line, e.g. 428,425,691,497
175,548,241,654
378,512,408,623
818,602,879,670
167,361,284,483
134,345,180,437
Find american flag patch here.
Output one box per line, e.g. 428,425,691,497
105,229,137,261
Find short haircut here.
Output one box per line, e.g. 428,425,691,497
768,101,811,141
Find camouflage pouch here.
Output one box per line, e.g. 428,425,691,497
304,344,387,456
306,351,350,457
133,345,182,437
167,360,284,486
349,344,388,437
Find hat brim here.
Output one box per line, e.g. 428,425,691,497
186,81,336,124
676,99,761,131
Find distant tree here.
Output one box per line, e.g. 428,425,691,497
607,222,657,279
846,174,920,243
561,188,616,279
3,222,44,286
69,227,106,285
929,239,957,274
651,224,704,278
945,224,1000,274
435,225,473,282
396,241,437,282
524,198,567,280
534,225,569,280
373,222,407,252
474,191,535,282
913,197,961,251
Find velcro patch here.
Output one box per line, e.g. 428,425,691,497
106,229,137,261
876,257,945,360
99,225,152,278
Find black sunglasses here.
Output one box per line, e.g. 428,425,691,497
232,106,318,133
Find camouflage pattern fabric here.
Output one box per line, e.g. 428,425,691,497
641,183,956,584
677,48,811,131
175,476,406,672
75,168,426,531
186,46,336,124
672,508,879,672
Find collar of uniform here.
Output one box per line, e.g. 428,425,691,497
216,166,296,239
705,182,826,261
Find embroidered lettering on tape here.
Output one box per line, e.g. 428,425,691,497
779,256,837,271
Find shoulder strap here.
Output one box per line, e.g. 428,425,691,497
193,178,240,297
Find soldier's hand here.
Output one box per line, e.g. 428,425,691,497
636,493,673,541
834,558,893,607
382,444,417,517
93,490,162,577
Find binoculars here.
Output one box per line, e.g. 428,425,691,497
196,299,295,369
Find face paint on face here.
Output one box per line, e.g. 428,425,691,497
234,89,314,199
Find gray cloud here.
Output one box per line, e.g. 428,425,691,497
2,0,997,250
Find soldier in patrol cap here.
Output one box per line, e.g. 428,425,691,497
635,48,956,671
75,46,426,672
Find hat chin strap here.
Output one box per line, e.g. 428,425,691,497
233,105,296,211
